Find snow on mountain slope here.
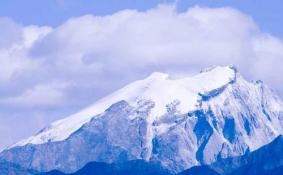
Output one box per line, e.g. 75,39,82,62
11,66,235,147
1,65,283,174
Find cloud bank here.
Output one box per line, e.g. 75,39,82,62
1,4,283,149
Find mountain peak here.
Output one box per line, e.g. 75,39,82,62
200,65,237,73
146,66,237,82
199,65,237,80
146,72,169,80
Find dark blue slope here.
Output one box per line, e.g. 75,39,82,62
227,135,283,175
228,164,283,175
41,160,171,175
211,135,283,175
178,166,220,175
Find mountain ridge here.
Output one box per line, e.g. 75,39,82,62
9,65,237,148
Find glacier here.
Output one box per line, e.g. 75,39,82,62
1,65,283,174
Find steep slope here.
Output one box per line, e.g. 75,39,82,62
211,135,283,175
1,66,283,174
42,160,170,175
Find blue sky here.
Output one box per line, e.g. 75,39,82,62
1,0,283,150
0,0,283,38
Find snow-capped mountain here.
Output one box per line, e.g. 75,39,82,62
1,66,283,174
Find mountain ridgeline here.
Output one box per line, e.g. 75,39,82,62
1,66,283,175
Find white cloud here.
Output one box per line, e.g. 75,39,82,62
30,6,258,71
0,19,51,83
0,82,69,107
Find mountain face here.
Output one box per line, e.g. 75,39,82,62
41,136,283,175
1,66,283,174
